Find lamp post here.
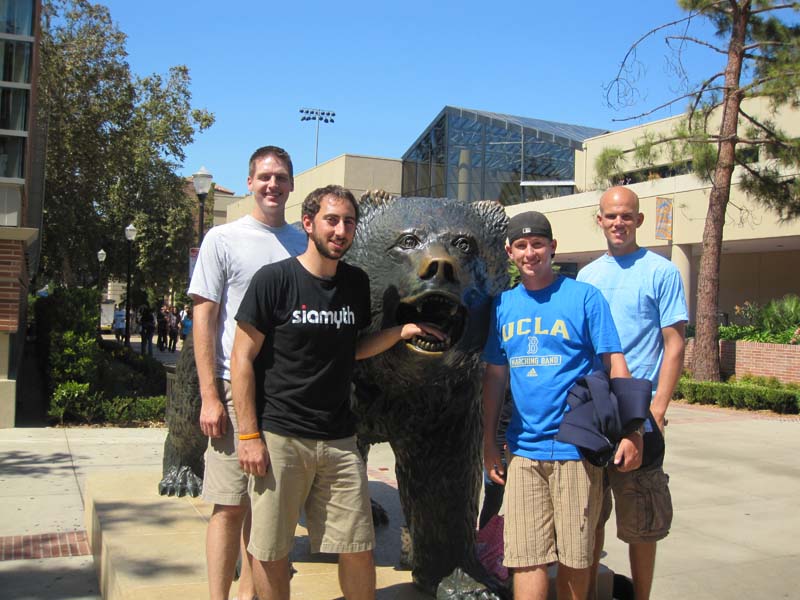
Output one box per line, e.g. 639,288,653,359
192,166,213,244
124,223,137,348
299,107,335,166
97,249,106,331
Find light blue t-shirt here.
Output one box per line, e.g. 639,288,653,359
482,276,622,461
578,248,688,394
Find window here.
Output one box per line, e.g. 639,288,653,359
0,0,34,36
0,40,31,83
0,135,25,178
0,87,27,130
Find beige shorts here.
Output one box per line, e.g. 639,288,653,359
201,379,249,506
248,432,375,562
504,456,602,570
604,464,673,543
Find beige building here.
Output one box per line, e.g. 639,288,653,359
221,100,799,326
226,154,402,224
512,96,800,322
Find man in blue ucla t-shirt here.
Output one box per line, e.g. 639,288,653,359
482,211,643,600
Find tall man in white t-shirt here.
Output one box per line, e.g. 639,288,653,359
188,146,307,600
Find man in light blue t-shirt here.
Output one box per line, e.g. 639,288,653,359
482,211,642,600
578,186,688,600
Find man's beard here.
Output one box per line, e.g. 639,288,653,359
311,229,351,260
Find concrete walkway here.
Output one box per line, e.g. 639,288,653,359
1,399,798,597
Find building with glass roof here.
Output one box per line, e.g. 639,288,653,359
401,106,606,205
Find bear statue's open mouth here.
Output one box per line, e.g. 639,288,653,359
395,292,466,354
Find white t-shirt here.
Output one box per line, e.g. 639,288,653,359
188,215,307,380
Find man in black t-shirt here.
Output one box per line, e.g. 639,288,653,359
231,185,443,600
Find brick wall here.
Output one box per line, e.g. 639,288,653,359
685,338,800,384
0,240,26,333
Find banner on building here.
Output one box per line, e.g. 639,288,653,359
655,197,673,241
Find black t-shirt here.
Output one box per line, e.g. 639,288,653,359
235,257,371,440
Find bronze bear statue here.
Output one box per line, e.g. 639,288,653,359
159,193,510,597
347,194,509,596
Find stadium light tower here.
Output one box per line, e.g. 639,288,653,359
299,107,335,166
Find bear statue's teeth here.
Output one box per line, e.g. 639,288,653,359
395,291,466,352
408,336,448,353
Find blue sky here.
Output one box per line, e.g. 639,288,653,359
98,0,725,195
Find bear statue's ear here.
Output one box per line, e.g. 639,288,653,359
358,189,397,220
471,200,508,241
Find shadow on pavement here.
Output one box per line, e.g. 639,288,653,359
0,450,76,477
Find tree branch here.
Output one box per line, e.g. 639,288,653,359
610,134,724,158
743,40,794,51
604,4,727,109
735,137,791,146
666,35,727,54
611,82,724,122
750,3,800,16
687,72,727,128
738,107,781,138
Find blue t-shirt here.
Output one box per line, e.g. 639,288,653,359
482,276,622,461
578,248,688,394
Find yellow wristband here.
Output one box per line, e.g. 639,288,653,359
238,432,260,441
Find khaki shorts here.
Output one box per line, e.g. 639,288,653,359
503,456,602,570
248,432,375,562
604,464,673,543
201,379,249,506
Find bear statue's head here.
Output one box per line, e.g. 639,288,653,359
347,194,509,375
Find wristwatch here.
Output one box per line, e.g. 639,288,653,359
628,423,645,437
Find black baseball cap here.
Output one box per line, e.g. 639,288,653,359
507,211,553,243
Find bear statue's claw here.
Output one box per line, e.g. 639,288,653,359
435,567,509,600
158,465,203,498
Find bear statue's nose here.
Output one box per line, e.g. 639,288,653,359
418,247,458,283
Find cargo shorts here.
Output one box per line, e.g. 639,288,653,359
606,464,672,543
201,379,249,506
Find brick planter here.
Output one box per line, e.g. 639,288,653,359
685,338,800,384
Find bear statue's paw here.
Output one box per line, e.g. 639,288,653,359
371,498,389,527
158,465,203,497
435,567,508,600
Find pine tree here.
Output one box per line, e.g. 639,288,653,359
596,0,800,381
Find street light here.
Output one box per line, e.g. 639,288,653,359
124,223,137,348
299,107,335,166
192,166,213,244
97,248,107,288
97,249,106,331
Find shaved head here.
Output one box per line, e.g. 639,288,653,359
596,186,643,256
599,186,640,214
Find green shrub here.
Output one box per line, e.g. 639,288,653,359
97,338,166,397
34,287,100,361
718,324,795,343
676,378,799,414
99,395,166,423
729,374,783,388
728,295,800,342
33,288,168,424
49,381,103,424
49,331,105,390
759,294,800,333
129,395,166,421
